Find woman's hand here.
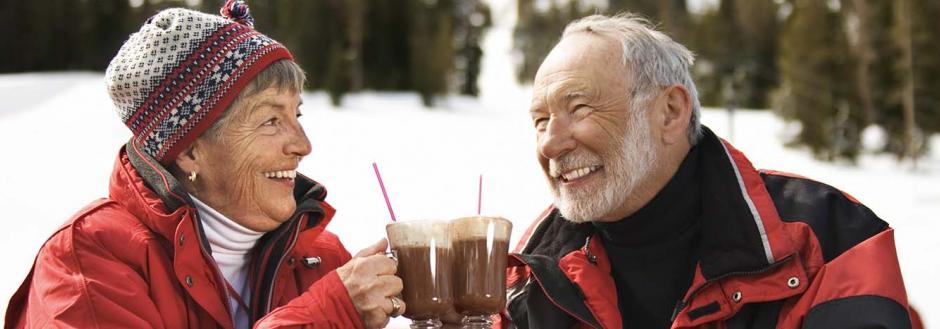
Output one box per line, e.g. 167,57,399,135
336,238,406,328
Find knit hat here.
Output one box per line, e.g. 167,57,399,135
105,1,292,165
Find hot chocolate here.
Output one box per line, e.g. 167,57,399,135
394,245,454,320
453,237,509,315
449,216,513,316
387,220,454,323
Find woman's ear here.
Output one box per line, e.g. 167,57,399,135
174,143,199,177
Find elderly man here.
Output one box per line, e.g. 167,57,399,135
501,14,920,329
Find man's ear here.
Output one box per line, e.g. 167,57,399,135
660,84,693,145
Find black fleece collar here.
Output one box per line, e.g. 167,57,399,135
593,144,701,248
522,126,778,280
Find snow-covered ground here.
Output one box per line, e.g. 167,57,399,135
2,72,938,327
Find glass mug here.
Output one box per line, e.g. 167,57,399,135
450,216,512,329
386,220,454,329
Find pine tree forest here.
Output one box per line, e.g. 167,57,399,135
514,0,939,162
1,0,937,162
0,0,491,107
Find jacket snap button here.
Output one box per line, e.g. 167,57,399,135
731,291,742,302
185,275,193,287
288,257,295,266
303,256,322,269
178,234,185,246
787,276,800,288
587,254,598,264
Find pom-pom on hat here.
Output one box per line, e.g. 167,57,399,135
105,2,291,165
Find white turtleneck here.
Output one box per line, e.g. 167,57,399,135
191,195,265,329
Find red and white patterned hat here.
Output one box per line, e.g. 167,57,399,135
105,2,292,165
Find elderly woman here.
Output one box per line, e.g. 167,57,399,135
5,3,403,329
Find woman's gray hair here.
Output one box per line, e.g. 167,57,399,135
204,59,306,141
563,13,702,145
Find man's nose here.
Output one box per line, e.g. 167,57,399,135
539,117,576,160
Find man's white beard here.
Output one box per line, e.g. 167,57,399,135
551,110,657,223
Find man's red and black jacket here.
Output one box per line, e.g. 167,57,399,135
500,127,922,329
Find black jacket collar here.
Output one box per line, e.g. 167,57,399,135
522,126,779,279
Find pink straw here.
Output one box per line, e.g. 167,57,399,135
477,174,483,215
372,162,397,221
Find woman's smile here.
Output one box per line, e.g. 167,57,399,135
263,169,297,188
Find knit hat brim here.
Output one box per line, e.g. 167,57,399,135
157,45,293,165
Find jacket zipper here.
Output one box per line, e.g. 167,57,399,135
191,210,238,327
506,276,533,308
263,215,305,314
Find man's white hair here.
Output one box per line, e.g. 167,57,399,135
563,13,703,145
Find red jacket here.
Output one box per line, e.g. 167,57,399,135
500,127,922,329
5,143,364,329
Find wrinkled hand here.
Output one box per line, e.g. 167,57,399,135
337,238,405,328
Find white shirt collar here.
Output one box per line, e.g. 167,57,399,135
190,195,265,255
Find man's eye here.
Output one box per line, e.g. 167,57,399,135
573,105,592,115
534,118,548,130
262,118,277,126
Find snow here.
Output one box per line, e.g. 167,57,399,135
2,74,937,329
1,4,937,327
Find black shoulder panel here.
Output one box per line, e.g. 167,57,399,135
803,295,912,329
510,211,597,328
507,275,579,329
761,173,888,262
523,209,594,259
512,254,600,329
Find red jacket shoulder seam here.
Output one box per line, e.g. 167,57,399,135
64,223,103,329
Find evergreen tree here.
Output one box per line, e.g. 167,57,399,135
845,0,904,148
363,0,411,90
513,0,595,83
779,0,862,161
453,0,491,96
907,0,940,139
879,0,940,159
608,0,690,43
691,0,778,109
320,0,353,106
691,0,741,107
2,0,490,107
408,0,455,107
89,0,135,70
733,0,779,108
607,0,657,18
345,0,366,92
0,0,29,72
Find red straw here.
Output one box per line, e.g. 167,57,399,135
372,162,397,221
477,174,483,215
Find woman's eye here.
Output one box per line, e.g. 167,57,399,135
262,118,277,126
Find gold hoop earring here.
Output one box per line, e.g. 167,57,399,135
188,171,198,182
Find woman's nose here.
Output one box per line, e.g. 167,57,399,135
285,121,311,157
